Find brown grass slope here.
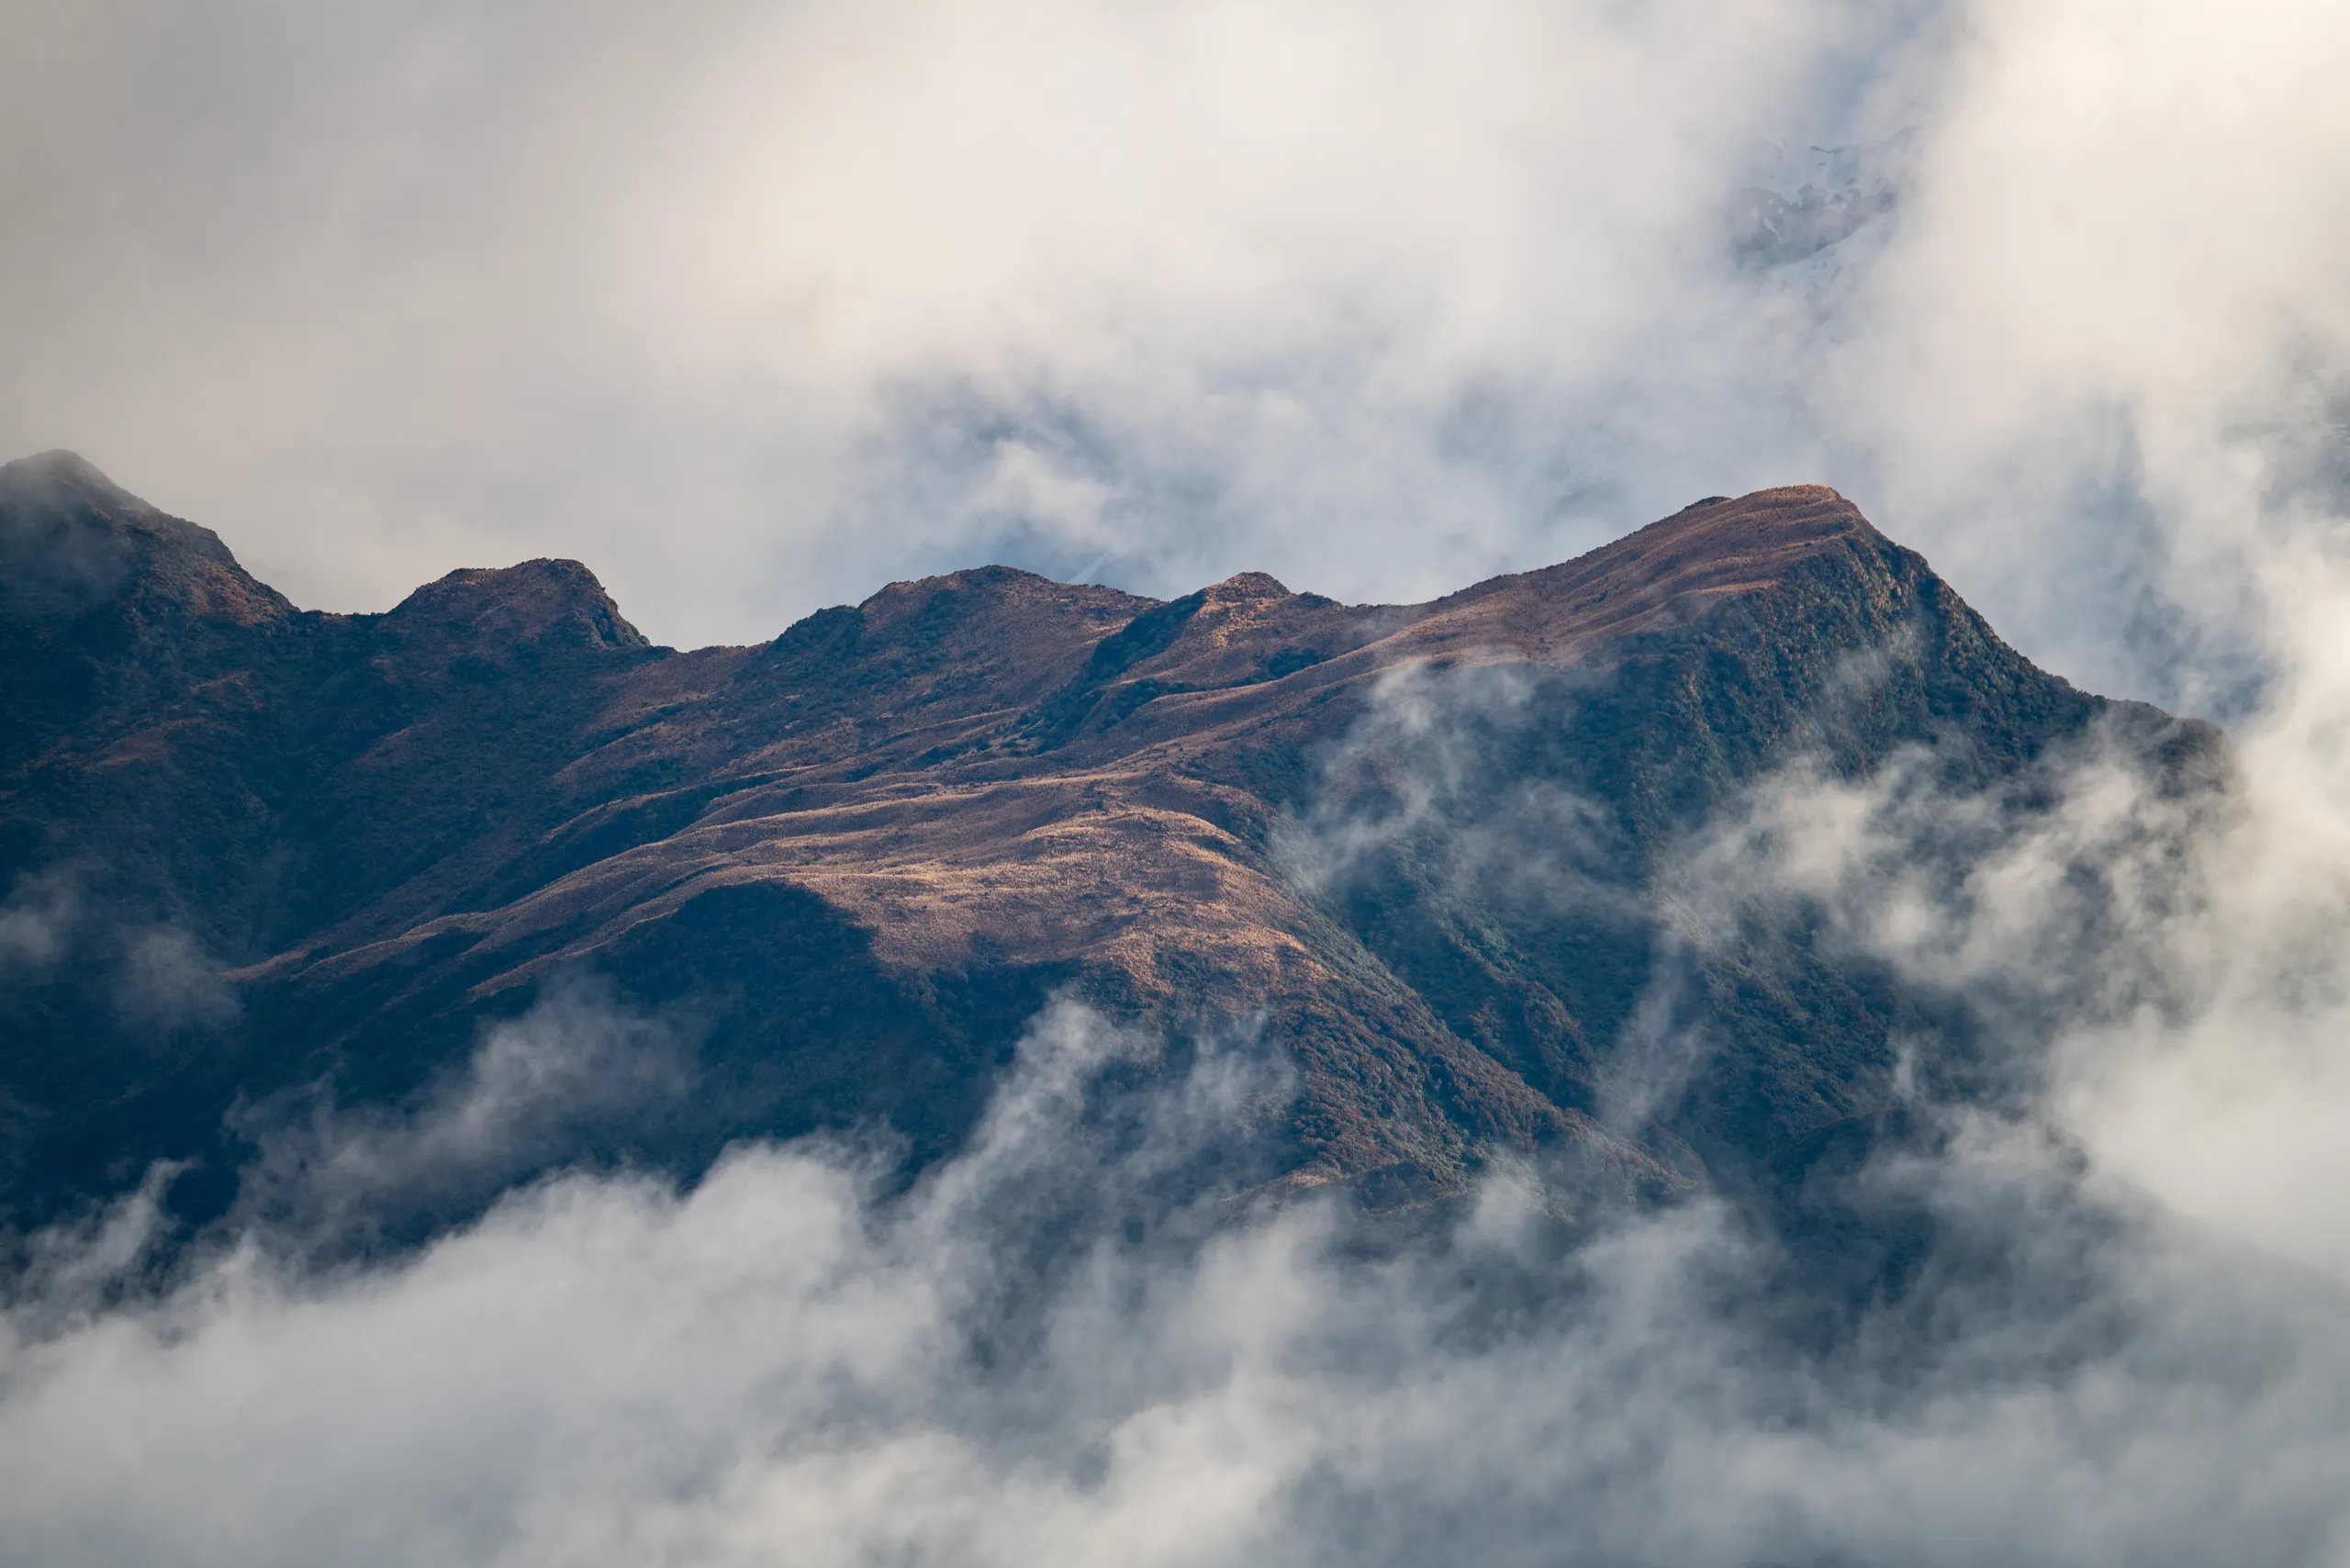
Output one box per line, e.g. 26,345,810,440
0,459,2209,1222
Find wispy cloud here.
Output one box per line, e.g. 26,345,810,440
114,927,241,1035
0,874,76,973
1273,660,1628,915
229,973,694,1246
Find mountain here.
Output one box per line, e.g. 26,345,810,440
1729,133,1913,272
0,452,2220,1234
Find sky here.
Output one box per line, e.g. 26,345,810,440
11,2,2350,1562
6,0,2346,713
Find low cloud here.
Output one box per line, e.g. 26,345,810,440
1669,722,2204,1039
0,874,76,974
229,973,694,1245
0,868,240,1036
0,875,242,1052
1274,660,1628,918
1661,675,2350,1282
114,926,241,1036
10,984,2350,1565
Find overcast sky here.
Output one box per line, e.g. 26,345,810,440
5,0,2345,713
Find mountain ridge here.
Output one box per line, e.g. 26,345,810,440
0,454,2219,1231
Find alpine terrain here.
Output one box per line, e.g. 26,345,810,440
0,451,2219,1238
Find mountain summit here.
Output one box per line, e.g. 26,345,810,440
0,461,2216,1228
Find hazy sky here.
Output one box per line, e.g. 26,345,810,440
6,0,2345,715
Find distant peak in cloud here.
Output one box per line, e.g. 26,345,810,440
0,449,136,502
0,447,285,626
1730,130,1915,272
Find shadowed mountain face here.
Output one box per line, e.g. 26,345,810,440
0,453,2219,1232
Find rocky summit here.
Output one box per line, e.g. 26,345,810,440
0,452,2218,1232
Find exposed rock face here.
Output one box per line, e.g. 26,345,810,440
0,455,2216,1227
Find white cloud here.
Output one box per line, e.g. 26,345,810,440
114,926,241,1035
228,973,692,1243
0,874,75,972
10,997,2350,1565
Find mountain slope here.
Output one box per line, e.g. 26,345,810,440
0,454,2217,1228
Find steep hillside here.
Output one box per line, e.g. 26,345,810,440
0,454,2217,1228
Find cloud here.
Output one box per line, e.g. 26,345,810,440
0,455,136,616
1624,578,2350,1302
0,874,76,974
113,926,241,1035
6,0,2341,732
229,972,694,1245
9,988,2350,1565
1273,660,1628,917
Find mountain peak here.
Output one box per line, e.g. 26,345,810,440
0,450,286,626
1621,483,1871,546
1382,485,1886,668
1205,570,1292,601
1582,484,1886,596
0,448,141,509
386,558,650,652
